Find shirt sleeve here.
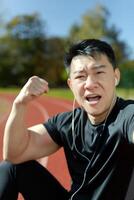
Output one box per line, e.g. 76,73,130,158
124,104,134,144
126,114,134,144
44,114,63,146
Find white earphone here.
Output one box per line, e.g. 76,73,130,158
115,78,118,86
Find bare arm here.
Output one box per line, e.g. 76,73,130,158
3,76,60,164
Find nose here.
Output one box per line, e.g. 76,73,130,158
84,76,98,90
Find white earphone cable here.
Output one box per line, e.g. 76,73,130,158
69,95,117,200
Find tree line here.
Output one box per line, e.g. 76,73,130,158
0,4,133,88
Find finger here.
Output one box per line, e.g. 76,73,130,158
26,76,48,96
29,84,48,96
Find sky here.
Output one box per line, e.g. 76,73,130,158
1,0,134,58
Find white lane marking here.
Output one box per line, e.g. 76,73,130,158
44,97,73,111
31,100,49,120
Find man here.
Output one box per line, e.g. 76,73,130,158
0,39,134,200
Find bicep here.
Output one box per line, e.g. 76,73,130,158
29,123,60,153
15,124,60,163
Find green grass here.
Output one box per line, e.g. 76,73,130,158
46,88,74,100
0,87,19,94
47,88,134,100
0,87,133,100
0,87,74,100
116,88,134,99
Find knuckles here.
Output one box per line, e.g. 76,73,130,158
28,76,48,86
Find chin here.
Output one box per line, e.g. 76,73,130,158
85,108,99,116
85,106,104,116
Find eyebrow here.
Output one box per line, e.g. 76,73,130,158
73,64,106,74
92,64,106,70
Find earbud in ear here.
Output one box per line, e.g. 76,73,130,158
115,78,118,86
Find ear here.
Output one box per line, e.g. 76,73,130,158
67,78,76,100
67,78,72,90
115,78,118,86
114,68,120,86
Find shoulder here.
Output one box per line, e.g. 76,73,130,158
43,107,83,146
116,97,134,143
45,107,82,127
116,97,134,124
118,97,134,113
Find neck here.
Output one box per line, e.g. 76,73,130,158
88,95,117,125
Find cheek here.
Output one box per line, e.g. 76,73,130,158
107,80,115,91
71,82,84,96
102,82,116,102
102,77,115,90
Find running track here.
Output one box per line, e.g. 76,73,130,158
0,93,72,199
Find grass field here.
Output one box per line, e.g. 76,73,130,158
0,87,134,100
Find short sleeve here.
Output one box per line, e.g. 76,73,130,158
44,115,63,146
43,111,73,146
126,113,134,144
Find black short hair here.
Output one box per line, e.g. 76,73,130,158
64,39,117,74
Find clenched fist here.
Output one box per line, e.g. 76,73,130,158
14,76,49,105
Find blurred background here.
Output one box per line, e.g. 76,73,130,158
0,2,133,197
0,0,134,98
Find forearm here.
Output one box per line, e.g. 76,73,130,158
3,101,29,161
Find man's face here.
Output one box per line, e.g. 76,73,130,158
67,54,120,121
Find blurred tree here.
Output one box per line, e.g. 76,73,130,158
0,5,133,88
0,13,47,86
0,13,67,87
69,5,107,41
43,37,67,86
119,60,134,88
6,13,45,39
68,4,130,64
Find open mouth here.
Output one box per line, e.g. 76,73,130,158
85,95,101,104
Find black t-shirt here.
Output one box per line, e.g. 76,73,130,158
44,97,134,200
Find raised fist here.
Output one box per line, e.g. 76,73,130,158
14,76,49,105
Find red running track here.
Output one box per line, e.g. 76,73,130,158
0,93,73,199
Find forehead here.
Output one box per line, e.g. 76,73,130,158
70,54,111,72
